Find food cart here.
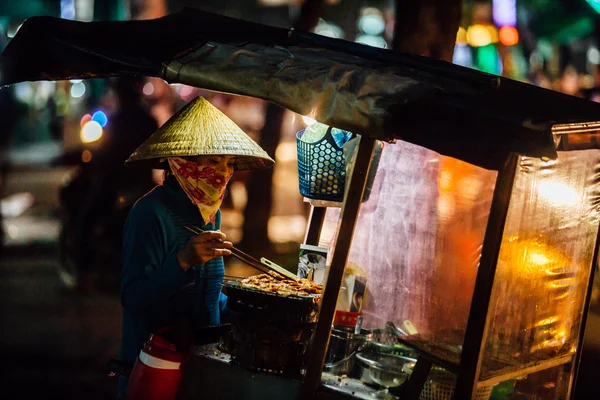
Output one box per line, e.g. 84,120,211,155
3,9,600,400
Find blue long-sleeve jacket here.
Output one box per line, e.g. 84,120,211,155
118,176,227,391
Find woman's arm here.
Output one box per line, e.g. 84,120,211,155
120,203,189,316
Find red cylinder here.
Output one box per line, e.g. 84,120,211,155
125,332,186,400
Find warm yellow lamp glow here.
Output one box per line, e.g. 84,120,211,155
439,170,453,192
81,149,92,163
456,27,468,45
485,25,499,44
537,181,579,207
275,142,297,162
501,235,572,276
528,251,551,267
498,235,578,356
466,24,492,47
80,120,103,143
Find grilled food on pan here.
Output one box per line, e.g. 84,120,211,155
241,274,322,297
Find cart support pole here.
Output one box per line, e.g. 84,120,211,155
569,221,600,398
300,136,376,399
454,154,519,399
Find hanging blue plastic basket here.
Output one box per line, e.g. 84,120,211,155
296,127,352,202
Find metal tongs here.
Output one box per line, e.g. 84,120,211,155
183,225,297,281
386,321,409,338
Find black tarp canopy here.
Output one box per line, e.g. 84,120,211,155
1,8,599,170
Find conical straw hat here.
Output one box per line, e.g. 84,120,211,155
126,96,274,170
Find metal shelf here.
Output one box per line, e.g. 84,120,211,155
303,197,343,208
394,337,574,390
394,337,460,374
477,353,574,388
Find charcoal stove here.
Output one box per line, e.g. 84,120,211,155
223,280,321,377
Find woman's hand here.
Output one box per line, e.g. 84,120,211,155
177,231,233,271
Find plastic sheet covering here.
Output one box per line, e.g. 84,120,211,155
339,140,497,363
164,43,430,139
481,150,600,378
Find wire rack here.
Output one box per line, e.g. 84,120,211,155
370,325,493,400
419,367,493,400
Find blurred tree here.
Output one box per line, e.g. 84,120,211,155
0,1,59,21
520,0,596,44
393,0,462,59
239,0,325,254
519,0,597,75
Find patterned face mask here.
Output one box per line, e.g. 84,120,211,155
167,157,233,223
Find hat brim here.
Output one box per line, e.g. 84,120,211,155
125,154,274,171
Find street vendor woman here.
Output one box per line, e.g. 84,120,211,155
117,96,274,395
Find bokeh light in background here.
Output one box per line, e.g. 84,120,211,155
587,0,600,14
33,81,56,110
478,44,502,75
60,0,76,20
488,25,499,44
315,20,344,39
453,44,473,68
499,26,519,46
143,82,155,96
275,142,297,163
14,82,57,109
80,120,103,143
92,110,108,127
81,149,92,163
14,82,34,103
587,47,600,65
493,0,517,27
358,12,385,36
70,81,86,98
510,47,529,79
179,85,195,101
560,67,580,95
467,25,492,47
356,8,387,48
80,113,92,127
456,27,468,45
455,0,521,75
355,34,387,48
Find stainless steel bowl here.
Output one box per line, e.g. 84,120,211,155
356,352,416,387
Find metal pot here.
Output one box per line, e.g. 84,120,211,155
324,325,372,376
